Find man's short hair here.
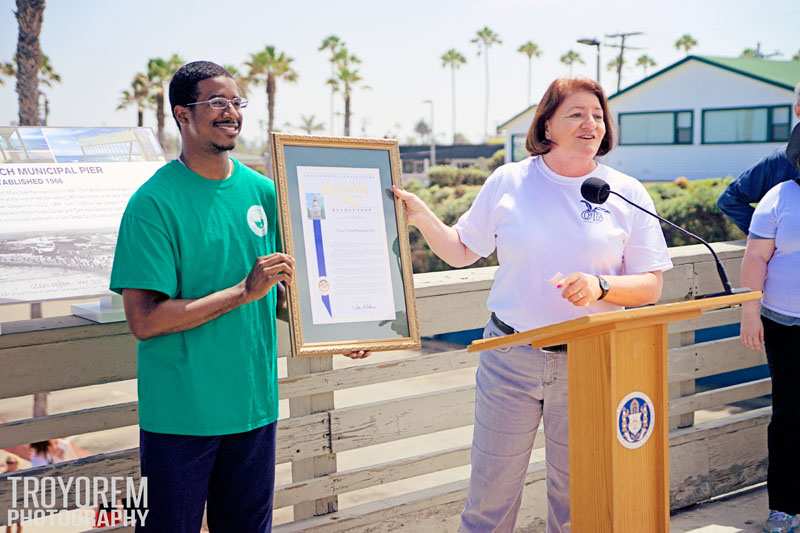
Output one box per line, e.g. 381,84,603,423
168,61,233,128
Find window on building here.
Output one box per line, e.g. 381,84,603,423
771,106,791,141
618,111,693,145
511,134,527,162
702,105,791,144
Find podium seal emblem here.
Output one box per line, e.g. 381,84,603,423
616,391,655,449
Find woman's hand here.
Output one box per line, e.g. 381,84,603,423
391,186,431,227
557,272,602,307
740,303,764,353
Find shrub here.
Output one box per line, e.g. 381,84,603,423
405,183,495,272
404,177,744,273
427,165,489,187
647,178,745,246
487,149,506,172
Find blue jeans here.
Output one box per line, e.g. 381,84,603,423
136,422,277,533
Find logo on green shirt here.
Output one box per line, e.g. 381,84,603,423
247,205,268,237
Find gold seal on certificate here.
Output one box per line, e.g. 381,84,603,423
271,134,420,357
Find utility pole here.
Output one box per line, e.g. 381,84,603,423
605,32,644,92
755,42,781,58
423,99,436,166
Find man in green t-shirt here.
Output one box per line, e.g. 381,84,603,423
110,61,365,532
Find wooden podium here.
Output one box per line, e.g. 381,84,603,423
467,292,760,532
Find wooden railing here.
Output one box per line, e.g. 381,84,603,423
0,240,769,531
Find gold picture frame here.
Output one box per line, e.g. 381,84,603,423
271,133,421,357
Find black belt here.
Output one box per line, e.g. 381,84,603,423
490,313,567,353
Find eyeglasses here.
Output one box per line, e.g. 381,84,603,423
186,97,248,110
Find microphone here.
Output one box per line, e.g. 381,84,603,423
581,177,736,297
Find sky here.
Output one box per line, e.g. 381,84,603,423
1,0,798,147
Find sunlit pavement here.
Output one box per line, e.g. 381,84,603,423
671,484,768,533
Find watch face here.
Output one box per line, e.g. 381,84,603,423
598,276,609,299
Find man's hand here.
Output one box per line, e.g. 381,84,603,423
242,253,295,304
342,350,370,360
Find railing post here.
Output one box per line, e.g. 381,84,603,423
669,330,696,429
30,301,49,418
287,355,338,518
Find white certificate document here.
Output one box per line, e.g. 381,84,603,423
296,165,397,325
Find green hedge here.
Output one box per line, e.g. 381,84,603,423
646,178,745,246
405,177,744,273
427,165,489,187
487,149,505,172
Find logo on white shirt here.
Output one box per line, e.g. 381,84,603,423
579,200,610,223
247,205,268,237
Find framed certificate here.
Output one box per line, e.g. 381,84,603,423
270,134,421,357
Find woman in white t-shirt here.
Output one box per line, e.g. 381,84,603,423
740,140,800,532
393,78,672,533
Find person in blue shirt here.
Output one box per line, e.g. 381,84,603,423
717,83,800,234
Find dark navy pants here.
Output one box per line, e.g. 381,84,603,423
135,421,277,533
764,317,800,515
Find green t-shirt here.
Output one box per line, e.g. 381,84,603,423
110,158,279,436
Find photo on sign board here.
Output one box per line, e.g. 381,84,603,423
0,127,164,304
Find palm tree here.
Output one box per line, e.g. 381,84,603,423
328,52,367,136
36,54,61,125
441,48,466,144
414,118,431,144
246,46,299,135
3,54,61,125
146,54,184,149
223,64,251,97
517,41,542,105
288,114,325,135
14,0,46,126
117,72,150,127
635,55,656,76
2,55,60,85
471,26,502,139
560,50,584,76
674,34,698,56
0,61,14,86
319,35,343,134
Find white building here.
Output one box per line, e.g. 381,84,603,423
499,56,800,181
498,104,538,164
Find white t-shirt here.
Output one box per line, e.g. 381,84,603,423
749,180,800,317
454,156,673,331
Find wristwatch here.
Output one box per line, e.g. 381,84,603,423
597,275,610,301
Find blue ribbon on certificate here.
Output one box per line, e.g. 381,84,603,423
313,218,333,316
